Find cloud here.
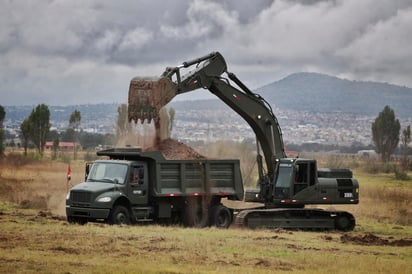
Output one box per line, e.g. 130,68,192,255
209,0,412,87
336,6,412,83
0,0,411,105
161,0,239,39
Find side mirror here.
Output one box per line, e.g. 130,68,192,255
85,162,92,181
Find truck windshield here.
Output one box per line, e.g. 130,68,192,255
274,164,292,198
87,162,128,184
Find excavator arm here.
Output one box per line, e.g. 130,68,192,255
128,52,285,190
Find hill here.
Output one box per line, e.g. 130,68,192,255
256,72,412,118
3,73,411,134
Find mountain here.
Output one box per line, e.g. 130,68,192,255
4,73,411,133
256,72,412,118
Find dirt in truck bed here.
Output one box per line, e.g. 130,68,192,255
145,138,206,160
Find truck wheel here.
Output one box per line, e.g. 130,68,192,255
211,205,232,229
109,205,131,225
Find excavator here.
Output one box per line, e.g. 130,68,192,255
128,52,359,231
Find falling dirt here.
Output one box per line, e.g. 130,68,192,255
127,76,205,161
145,138,206,160
144,100,205,161
341,233,412,246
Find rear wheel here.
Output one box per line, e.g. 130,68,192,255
210,205,232,229
109,205,131,225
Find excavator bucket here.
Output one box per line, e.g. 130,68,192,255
128,76,177,123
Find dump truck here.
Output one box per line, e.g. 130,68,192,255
66,147,244,228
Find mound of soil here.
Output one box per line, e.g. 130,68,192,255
145,138,206,160
341,233,412,246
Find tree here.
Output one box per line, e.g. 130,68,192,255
28,104,51,156
401,125,411,170
0,105,5,156
52,136,60,160
20,119,32,156
69,110,81,160
371,105,400,162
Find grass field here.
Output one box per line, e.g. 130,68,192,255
0,154,411,273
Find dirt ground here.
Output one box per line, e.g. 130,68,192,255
340,233,412,246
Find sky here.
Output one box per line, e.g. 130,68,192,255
1,0,412,106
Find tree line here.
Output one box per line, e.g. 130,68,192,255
0,104,114,159
0,104,410,171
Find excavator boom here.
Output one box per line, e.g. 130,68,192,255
128,52,285,181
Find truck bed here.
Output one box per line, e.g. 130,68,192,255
97,148,244,201
154,160,243,200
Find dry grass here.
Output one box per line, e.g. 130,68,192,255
353,172,412,226
0,153,85,216
0,200,411,274
0,152,411,273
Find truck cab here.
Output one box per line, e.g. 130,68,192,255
66,160,149,224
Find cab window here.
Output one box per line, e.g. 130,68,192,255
131,165,144,184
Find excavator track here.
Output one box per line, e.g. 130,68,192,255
235,208,355,231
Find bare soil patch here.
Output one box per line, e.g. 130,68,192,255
341,233,412,246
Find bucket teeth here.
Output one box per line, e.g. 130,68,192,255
128,77,176,124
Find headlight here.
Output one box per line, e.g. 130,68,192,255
97,196,112,202
66,192,71,200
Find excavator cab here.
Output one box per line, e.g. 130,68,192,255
270,158,358,207
271,159,316,203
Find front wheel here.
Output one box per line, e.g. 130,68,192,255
109,205,131,225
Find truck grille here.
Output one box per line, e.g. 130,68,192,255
71,191,92,207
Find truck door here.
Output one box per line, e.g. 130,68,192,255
127,164,148,205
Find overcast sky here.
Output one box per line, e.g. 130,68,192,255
1,0,412,106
